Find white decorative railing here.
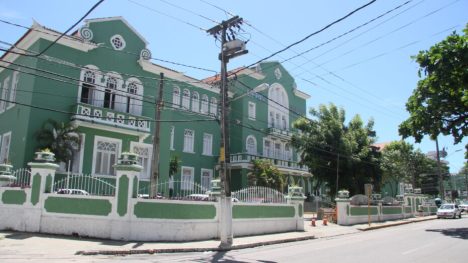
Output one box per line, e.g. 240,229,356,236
72,103,150,132
53,173,116,196
6,168,31,188
230,153,309,172
232,186,287,204
138,180,213,200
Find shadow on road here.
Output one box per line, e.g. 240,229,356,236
426,228,468,240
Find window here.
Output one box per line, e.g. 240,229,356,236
200,94,208,114
284,143,292,160
248,101,256,120
93,137,120,176
209,97,217,116
181,166,194,190
203,133,213,155
127,82,142,115
192,92,199,112
201,169,213,190
0,132,11,163
81,70,96,105
268,84,289,130
182,89,190,109
183,129,194,153
170,126,175,150
246,135,257,155
172,87,180,107
131,142,153,180
8,71,19,109
282,116,287,130
0,76,10,113
110,35,126,50
263,139,272,157
274,143,282,159
104,77,117,109
269,112,274,128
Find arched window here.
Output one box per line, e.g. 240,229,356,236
246,136,257,155
192,92,199,112
209,97,217,116
182,89,190,109
201,94,208,114
80,69,99,106
127,81,142,115
172,87,180,107
268,84,289,130
284,143,291,160
104,77,117,109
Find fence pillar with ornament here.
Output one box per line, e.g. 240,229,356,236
28,151,59,206
111,152,142,240
286,186,306,231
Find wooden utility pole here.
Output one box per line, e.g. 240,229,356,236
150,72,164,198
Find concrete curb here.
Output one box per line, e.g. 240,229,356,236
76,235,317,256
357,217,437,231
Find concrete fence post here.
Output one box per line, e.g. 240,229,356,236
286,186,306,231
28,151,59,206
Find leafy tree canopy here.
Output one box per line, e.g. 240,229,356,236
292,103,381,197
399,24,468,156
247,159,285,191
35,119,81,166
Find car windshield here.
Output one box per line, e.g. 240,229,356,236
439,204,454,209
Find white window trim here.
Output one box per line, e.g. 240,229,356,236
170,126,175,150
91,136,121,177
202,133,213,156
0,131,12,164
201,168,213,190
183,129,195,153
248,101,256,120
73,133,85,174
7,71,19,110
130,141,153,181
246,135,257,155
181,166,195,190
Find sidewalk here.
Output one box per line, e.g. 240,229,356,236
0,215,436,258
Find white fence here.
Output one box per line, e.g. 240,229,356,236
53,173,116,196
138,180,212,200
232,186,287,204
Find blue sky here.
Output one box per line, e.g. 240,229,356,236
1,0,467,172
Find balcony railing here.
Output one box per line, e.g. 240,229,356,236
71,103,151,132
230,153,309,172
266,127,296,139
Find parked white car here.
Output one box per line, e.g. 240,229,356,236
459,203,468,213
56,189,89,195
436,204,462,219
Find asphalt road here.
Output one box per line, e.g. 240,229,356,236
1,217,466,262
126,217,468,263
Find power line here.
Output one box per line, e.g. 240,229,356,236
0,20,218,74
0,98,217,123
303,0,461,73
230,0,377,76
126,0,207,31
281,0,416,64
158,0,219,24
23,0,105,57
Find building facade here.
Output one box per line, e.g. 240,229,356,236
0,17,311,193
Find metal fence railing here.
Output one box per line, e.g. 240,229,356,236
53,173,116,196
232,186,287,204
138,180,213,200
6,168,31,188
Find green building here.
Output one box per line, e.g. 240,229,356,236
0,17,311,193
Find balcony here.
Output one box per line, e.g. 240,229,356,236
230,153,309,173
266,127,296,140
71,103,151,133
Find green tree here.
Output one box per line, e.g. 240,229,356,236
380,141,436,196
292,103,381,197
399,25,468,156
247,159,285,191
35,119,81,170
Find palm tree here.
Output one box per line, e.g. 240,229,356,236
36,119,81,171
